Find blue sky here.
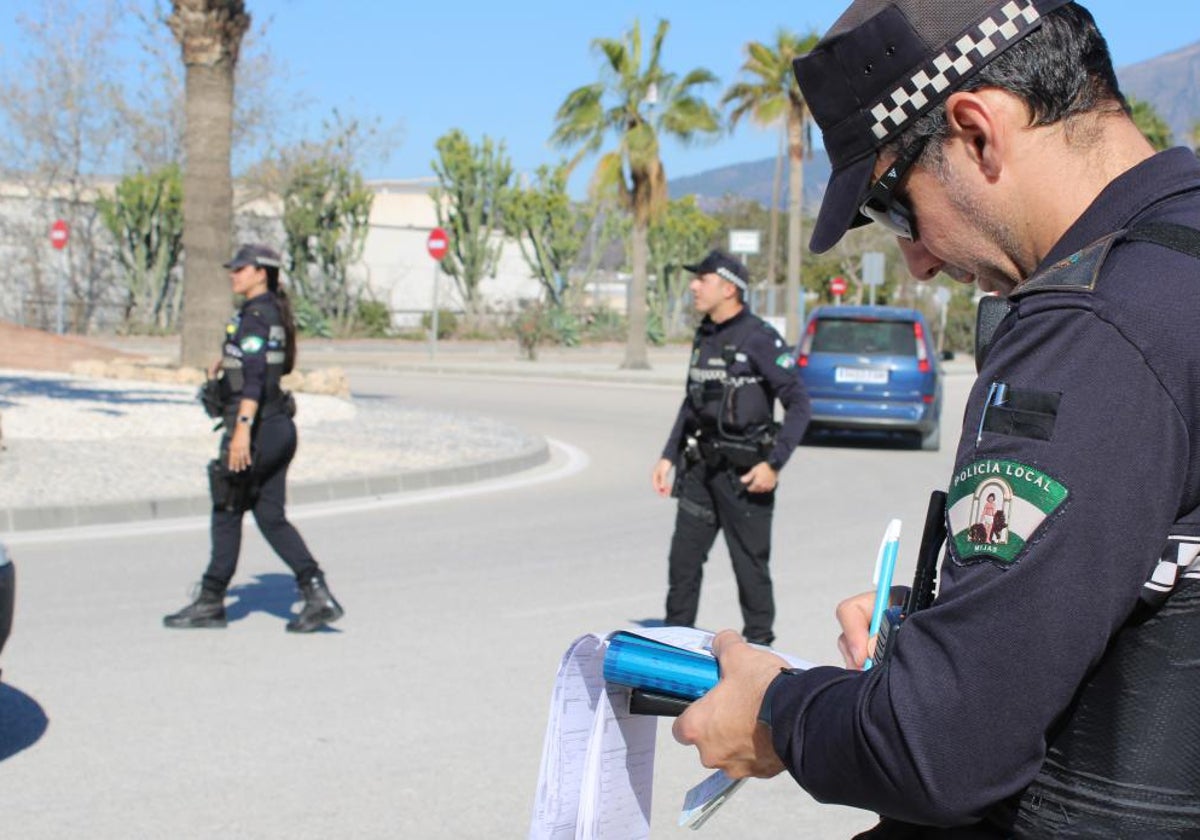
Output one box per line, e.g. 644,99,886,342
1,0,1195,190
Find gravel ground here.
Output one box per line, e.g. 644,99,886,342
0,371,539,509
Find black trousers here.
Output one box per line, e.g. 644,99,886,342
202,414,319,594
665,458,776,644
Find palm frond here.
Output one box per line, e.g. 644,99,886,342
590,151,630,209
646,19,669,74
592,37,627,77
676,67,719,91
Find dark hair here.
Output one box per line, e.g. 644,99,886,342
265,265,297,374
887,4,1125,163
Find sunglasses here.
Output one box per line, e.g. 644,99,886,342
858,136,929,241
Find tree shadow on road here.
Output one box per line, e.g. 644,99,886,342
225,573,342,633
0,682,49,762
0,374,193,411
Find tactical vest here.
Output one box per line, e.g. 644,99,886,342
686,313,775,443
976,223,1200,836
218,296,288,420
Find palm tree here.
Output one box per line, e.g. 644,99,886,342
168,1,250,368
552,18,720,369
723,29,819,344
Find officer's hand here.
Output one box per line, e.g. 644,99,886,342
835,586,909,669
207,358,222,380
672,630,788,779
228,427,252,473
740,462,778,493
652,458,674,497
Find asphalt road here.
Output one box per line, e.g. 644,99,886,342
0,367,973,838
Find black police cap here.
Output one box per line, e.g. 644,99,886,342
793,0,1071,253
683,249,750,291
224,243,282,270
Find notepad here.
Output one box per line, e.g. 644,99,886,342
528,627,813,839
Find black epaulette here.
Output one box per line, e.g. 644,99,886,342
974,222,1200,371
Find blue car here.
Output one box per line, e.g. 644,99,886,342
797,305,943,450
0,542,12,682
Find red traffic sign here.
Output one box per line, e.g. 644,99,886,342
427,227,449,261
830,275,847,296
50,219,69,250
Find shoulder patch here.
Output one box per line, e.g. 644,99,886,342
947,459,1068,566
240,335,265,354
775,353,796,369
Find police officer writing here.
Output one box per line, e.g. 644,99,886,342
165,244,344,634
674,1,1200,836
652,250,810,647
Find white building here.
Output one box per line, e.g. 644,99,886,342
351,179,543,327
0,175,580,332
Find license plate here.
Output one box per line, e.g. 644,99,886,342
835,366,888,384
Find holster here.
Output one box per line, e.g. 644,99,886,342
207,459,255,512
197,379,224,419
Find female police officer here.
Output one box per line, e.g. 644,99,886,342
164,244,344,633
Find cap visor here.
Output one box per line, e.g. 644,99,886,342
808,155,876,254
682,262,702,274
223,260,249,269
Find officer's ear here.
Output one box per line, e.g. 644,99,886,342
944,88,1010,181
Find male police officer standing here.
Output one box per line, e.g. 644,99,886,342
652,250,810,647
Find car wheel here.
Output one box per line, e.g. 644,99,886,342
919,422,940,452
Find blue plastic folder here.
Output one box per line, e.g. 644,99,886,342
602,631,719,700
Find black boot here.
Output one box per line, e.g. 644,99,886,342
286,574,344,633
163,587,227,629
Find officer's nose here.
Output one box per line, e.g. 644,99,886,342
897,238,944,281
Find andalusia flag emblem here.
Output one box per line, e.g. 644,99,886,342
947,460,1068,565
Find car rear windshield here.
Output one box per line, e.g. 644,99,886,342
811,318,917,357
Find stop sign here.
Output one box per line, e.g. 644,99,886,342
427,227,449,261
50,219,69,250
830,275,847,296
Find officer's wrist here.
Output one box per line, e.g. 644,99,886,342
757,667,805,730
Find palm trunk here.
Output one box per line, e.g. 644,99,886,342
623,220,651,369
169,1,249,368
784,111,806,345
178,60,235,367
767,123,785,297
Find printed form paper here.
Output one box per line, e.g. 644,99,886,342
528,634,656,840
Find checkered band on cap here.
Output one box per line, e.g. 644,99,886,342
868,0,1042,140
716,266,748,290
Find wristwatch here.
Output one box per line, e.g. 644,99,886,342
757,667,804,730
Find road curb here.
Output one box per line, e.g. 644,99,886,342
0,437,551,534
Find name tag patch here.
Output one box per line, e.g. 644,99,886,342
948,459,1068,566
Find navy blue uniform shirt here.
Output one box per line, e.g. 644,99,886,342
222,292,283,404
766,147,1200,825
661,308,811,471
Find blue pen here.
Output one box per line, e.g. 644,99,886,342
864,518,902,671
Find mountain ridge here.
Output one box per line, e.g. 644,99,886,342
669,41,1200,210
